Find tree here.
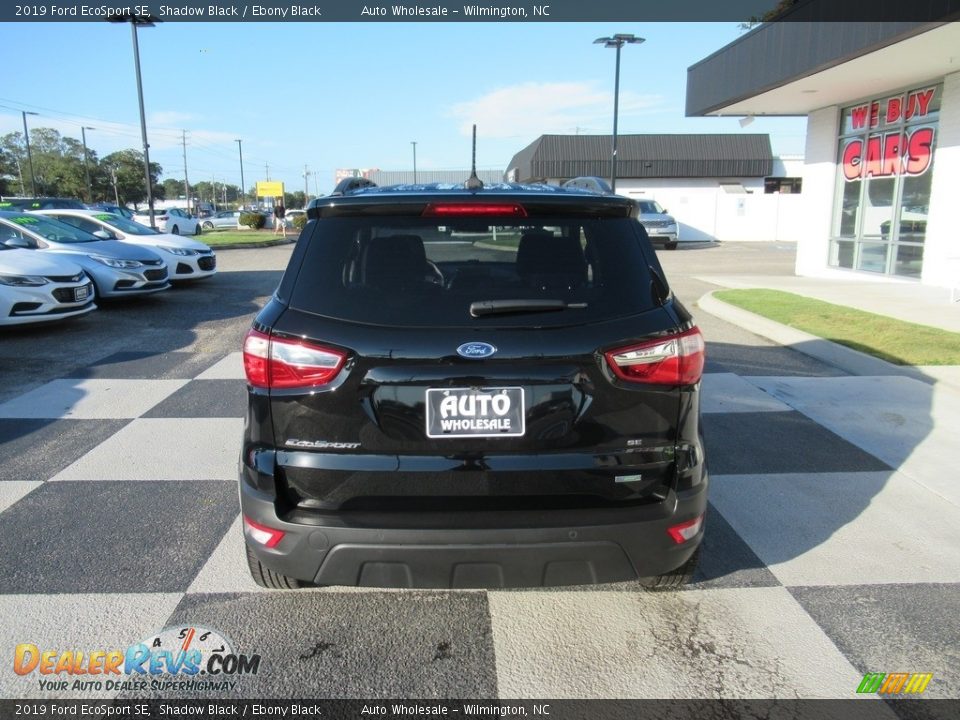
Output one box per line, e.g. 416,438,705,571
163,178,186,200
285,191,306,209
100,149,164,207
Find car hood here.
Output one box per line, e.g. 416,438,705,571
0,248,84,277
134,233,211,252
45,238,163,263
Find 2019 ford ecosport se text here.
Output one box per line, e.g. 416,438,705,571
239,179,707,590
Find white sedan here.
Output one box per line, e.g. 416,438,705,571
0,243,96,326
132,207,203,236
33,209,216,282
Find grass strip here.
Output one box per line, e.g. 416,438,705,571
713,289,960,366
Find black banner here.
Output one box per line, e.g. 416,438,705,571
2,699,959,720
2,0,960,23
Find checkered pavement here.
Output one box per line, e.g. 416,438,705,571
0,349,957,700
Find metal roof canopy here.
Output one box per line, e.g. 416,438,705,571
507,133,774,182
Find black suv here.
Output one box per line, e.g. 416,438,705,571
240,180,707,589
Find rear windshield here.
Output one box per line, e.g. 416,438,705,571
288,216,657,328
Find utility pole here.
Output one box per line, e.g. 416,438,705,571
21,110,38,196
235,138,245,209
265,162,270,181
81,126,95,203
14,157,24,196
181,129,191,214
303,164,310,203
411,141,417,184
110,166,120,206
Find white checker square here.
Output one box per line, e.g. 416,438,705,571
195,352,245,380
710,471,960,586
0,593,182,698
0,481,42,514
187,515,267,594
50,418,244,481
0,379,188,420
701,373,793,414
488,587,867,699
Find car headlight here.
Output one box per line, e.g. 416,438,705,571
0,274,48,286
159,246,198,256
89,254,143,269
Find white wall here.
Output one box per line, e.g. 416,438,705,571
796,106,841,278
922,70,960,288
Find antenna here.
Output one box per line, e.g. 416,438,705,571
465,124,483,190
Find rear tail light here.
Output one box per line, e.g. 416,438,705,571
422,202,527,217
604,327,705,386
243,328,347,389
243,515,285,548
667,514,704,544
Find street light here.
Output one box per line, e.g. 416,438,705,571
81,126,95,203
411,141,417,184
21,111,38,196
594,33,645,193
236,139,246,209
110,12,160,227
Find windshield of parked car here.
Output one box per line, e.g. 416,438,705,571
289,216,658,328
0,214,100,243
637,201,666,214
90,213,159,235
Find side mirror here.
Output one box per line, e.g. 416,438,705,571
92,230,114,240
4,237,31,249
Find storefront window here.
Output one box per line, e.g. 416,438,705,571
830,84,940,278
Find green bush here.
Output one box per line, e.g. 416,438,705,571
239,212,266,230
292,214,308,230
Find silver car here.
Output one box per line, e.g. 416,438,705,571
0,211,170,299
636,200,679,250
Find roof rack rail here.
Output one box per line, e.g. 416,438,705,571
331,177,377,196
560,177,613,194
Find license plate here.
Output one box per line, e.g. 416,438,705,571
425,387,525,438
74,285,89,302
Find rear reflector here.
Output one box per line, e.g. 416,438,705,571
604,327,705,386
243,328,347,389
243,515,285,548
667,514,704,544
422,202,527,217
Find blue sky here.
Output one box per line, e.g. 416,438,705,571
0,21,807,195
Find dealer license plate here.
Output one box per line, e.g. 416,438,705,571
74,285,90,302
425,387,525,438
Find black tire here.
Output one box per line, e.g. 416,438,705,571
170,225,180,235
640,546,701,591
245,542,304,589
193,224,202,236
665,241,678,250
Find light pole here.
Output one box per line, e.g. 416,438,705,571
594,33,644,194
411,141,417,184
21,111,38,196
81,126,95,203
236,139,246,209
111,13,160,228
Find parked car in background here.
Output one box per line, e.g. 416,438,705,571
0,243,95,326
87,203,135,220
0,197,87,211
33,209,216,282
0,212,170,299
132,207,202,236
635,200,680,250
285,209,306,227
202,210,243,230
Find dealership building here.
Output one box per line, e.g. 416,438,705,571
687,18,960,288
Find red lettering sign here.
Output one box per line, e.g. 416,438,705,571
864,135,883,177
869,102,880,128
841,127,934,181
886,97,902,124
905,127,934,175
881,132,904,176
842,139,863,181
851,105,869,130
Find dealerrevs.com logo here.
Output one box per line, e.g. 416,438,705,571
14,626,261,693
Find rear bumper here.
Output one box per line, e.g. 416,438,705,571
240,474,708,589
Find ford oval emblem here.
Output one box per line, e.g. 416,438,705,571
457,342,497,359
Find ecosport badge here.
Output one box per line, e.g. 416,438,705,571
457,342,497,359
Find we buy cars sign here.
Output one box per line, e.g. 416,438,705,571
841,87,936,182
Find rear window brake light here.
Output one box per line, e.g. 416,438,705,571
422,202,527,217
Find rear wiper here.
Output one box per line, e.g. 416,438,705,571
469,299,588,317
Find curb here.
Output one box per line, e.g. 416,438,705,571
207,238,296,250
697,291,960,392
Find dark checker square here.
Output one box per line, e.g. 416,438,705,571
0,481,237,594
790,584,960,699
142,380,246,419
703,411,892,475
0,419,129,483
147,591,498,698
67,351,224,380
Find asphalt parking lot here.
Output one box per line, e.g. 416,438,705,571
0,240,957,702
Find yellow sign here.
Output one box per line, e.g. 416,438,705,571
256,181,284,197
